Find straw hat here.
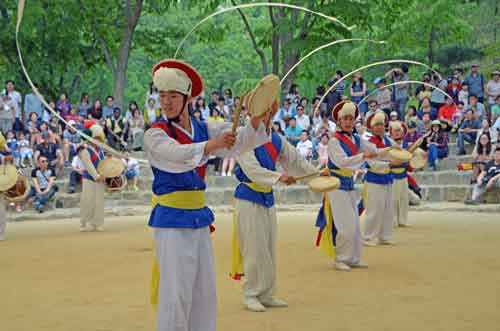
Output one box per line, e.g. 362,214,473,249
0,164,19,192
152,59,203,98
97,157,125,178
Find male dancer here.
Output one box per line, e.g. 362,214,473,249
144,59,269,331
389,121,410,227
0,132,7,241
316,101,378,271
78,123,106,232
231,105,318,312
362,111,399,246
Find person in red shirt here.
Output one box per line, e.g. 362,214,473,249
438,97,457,130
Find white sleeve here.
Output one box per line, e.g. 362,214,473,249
278,136,317,177
209,121,270,158
361,138,391,170
144,128,206,173
328,138,365,171
236,151,282,187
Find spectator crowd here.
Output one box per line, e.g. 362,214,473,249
0,62,499,211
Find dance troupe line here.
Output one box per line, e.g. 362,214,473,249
141,60,416,330
0,58,422,331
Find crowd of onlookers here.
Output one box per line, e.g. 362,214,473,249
0,62,499,210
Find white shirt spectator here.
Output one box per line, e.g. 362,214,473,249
296,139,313,159
295,113,311,131
458,90,469,109
486,79,500,105
72,155,85,172
2,89,22,118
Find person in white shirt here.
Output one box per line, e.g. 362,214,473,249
68,153,84,194
486,71,500,108
124,156,140,191
3,80,22,119
296,130,313,160
458,84,469,110
295,105,311,132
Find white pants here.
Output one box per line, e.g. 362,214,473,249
155,227,216,331
363,183,394,242
80,179,104,227
235,199,277,301
392,178,409,226
0,199,6,240
327,190,363,264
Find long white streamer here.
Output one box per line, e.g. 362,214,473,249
174,2,355,59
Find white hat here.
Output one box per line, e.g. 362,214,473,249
151,59,203,98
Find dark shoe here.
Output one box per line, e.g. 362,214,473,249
67,187,75,194
464,199,480,205
457,150,466,156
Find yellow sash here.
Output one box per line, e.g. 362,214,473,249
230,209,245,280
243,182,273,193
330,168,354,177
391,168,406,174
150,190,206,308
367,168,391,175
152,190,205,209
318,194,336,258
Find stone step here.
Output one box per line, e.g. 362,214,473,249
7,201,500,223
21,182,497,213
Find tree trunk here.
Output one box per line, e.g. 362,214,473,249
427,26,435,66
269,6,282,76
112,0,143,108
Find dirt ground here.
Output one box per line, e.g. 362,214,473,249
1,211,500,331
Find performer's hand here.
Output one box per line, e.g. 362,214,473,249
319,168,330,177
363,151,377,159
279,174,296,185
217,132,237,149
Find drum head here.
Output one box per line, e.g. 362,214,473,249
409,149,427,169
308,177,341,193
98,157,125,178
388,149,412,162
247,74,280,117
106,175,127,192
0,165,19,192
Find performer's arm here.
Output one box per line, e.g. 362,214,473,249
237,151,282,187
79,149,101,181
329,138,366,171
277,136,317,177
144,128,207,173
361,138,391,171
208,121,269,158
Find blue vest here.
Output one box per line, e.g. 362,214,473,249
365,135,393,185
82,146,104,181
390,140,409,180
328,132,361,191
234,132,282,208
148,118,214,229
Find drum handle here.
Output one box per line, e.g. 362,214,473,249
293,167,328,181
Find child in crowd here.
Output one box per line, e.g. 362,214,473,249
5,131,19,167
317,133,329,168
124,156,140,191
18,131,34,167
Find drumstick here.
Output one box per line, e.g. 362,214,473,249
407,136,425,153
293,167,327,181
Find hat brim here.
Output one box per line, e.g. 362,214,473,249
152,60,203,98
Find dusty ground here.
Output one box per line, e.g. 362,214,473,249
1,211,500,331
